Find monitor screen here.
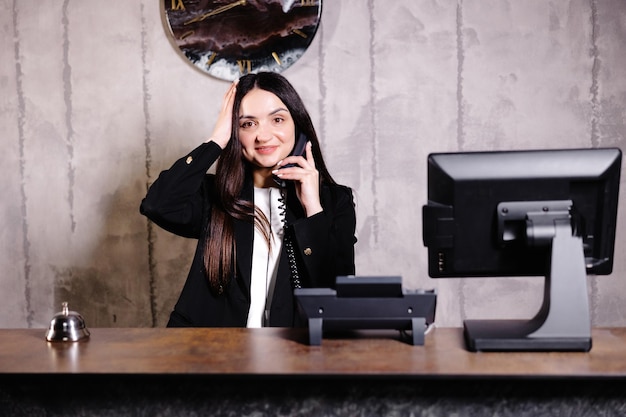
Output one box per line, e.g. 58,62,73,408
422,147,622,352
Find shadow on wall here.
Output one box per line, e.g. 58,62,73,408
52,160,195,328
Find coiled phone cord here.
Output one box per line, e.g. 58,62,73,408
277,188,301,289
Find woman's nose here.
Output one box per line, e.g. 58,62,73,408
255,124,272,142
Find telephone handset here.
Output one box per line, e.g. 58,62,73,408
273,132,308,289
273,132,308,187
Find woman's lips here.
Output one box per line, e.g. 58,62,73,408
255,146,278,155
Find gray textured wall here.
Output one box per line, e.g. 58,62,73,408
2,0,625,329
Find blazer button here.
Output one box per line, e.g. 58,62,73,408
186,156,193,164
304,248,312,256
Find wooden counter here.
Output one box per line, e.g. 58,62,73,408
2,327,626,378
3,327,626,416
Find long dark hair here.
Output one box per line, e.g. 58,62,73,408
204,72,336,294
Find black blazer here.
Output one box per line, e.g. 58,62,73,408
140,141,357,327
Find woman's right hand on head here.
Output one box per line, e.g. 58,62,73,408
206,80,238,149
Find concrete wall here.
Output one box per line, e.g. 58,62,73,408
2,0,625,329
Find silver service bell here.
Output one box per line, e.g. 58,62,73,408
45,301,90,342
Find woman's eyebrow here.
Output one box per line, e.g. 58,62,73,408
269,107,289,115
239,107,289,119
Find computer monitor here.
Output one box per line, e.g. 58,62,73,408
422,148,622,351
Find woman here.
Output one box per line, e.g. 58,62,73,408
140,72,357,327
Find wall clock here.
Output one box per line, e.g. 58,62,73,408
162,0,322,81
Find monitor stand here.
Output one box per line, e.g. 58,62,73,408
464,220,592,352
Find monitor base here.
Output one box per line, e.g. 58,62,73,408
464,319,591,352
463,217,592,352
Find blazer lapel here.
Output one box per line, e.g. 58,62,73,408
235,180,254,297
234,183,304,302
284,183,305,225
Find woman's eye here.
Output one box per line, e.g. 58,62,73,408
240,121,255,128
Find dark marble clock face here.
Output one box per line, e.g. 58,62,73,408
163,0,322,81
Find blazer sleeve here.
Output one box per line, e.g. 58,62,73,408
290,185,357,288
139,141,222,239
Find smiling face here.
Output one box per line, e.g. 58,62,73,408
238,88,296,186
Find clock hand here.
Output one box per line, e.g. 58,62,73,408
184,0,247,25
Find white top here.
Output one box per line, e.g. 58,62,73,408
247,187,285,328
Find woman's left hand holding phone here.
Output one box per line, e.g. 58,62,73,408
280,142,323,217
206,80,238,149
